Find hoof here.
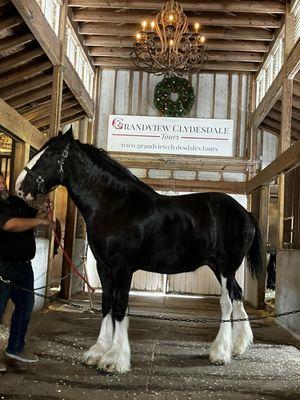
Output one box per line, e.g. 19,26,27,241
97,347,131,374
209,342,231,365
83,343,108,366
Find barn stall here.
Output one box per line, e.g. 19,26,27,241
0,0,299,399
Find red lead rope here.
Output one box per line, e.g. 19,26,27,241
46,197,96,293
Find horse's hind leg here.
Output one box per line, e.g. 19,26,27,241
84,266,114,366
230,279,253,357
209,275,233,365
98,265,132,373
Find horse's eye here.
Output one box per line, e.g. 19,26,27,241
45,152,52,157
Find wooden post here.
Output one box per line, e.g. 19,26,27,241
12,142,30,189
60,122,79,299
245,61,265,307
277,2,294,251
45,0,68,304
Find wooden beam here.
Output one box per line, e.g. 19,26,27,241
260,123,280,136
143,178,246,194
246,135,300,194
1,74,52,100
85,36,269,52
0,98,47,149
8,84,52,109
73,9,281,28
21,92,74,121
80,23,274,41
11,0,94,119
11,0,60,65
61,105,83,119
61,112,85,125
0,60,52,88
0,15,23,31
0,48,44,74
294,81,300,97
90,47,263,62
111,153,248,173
0,32,34,53
93,57,259,72
279,79,293,152
49,0,68,137
68,1,286,14
31,99,78,124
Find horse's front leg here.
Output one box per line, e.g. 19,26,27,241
84,265,114,366
98,266,132,374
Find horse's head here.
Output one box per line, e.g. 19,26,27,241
16,127,74,201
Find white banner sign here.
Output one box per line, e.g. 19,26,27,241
107,115,234,157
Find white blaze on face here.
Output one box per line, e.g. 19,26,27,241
15,147,48,199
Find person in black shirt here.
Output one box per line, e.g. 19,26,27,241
0,172,50,371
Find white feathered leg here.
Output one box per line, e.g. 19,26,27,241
84,314,114,365
209,276,233,365
232,300,253,357
98,316,131,373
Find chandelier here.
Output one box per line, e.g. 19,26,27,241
130,0,208,76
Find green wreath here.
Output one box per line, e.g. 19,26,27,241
154,76,195,117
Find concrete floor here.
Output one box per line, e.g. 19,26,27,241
0,294,299,400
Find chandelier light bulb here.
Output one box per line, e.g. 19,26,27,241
142,20,147,30
194,22,200,33
136,32,141,41
169,14,174,22
200,35,206,43
169,39,174,47
151,21,155,31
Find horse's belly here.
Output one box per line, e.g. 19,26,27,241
140,260,205,275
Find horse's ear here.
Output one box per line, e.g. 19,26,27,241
64,125,74,140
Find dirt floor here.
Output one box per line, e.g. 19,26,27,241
0,294,299,400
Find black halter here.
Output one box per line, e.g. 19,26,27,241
24,143,70,195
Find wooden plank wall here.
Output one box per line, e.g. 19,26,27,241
94,69,250,295
97,69,250,158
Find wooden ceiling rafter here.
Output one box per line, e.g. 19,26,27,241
0,47,44,74
0,59,52,88
79,23,275,41
8,83,53,109
72,9,282,29
21,92,75,121
84,36,270,52
0,31,34,53
30,98,79,125
1,73,53,100
68,1,286,14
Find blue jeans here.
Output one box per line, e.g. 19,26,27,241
0,261,34,354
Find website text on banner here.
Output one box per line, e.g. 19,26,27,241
107,115,234,157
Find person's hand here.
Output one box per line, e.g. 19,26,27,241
36,216,51,226
39,201,52,214
37,201,52,220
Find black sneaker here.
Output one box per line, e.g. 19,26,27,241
5,350,39,363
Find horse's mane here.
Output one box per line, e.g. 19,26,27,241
75,140,156,195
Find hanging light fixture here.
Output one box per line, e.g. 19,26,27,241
130,0,208,76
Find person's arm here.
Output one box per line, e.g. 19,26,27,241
2,217,50,232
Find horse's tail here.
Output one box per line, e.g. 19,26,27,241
246,213,263,280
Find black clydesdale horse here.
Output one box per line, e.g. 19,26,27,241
16,128,262,373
